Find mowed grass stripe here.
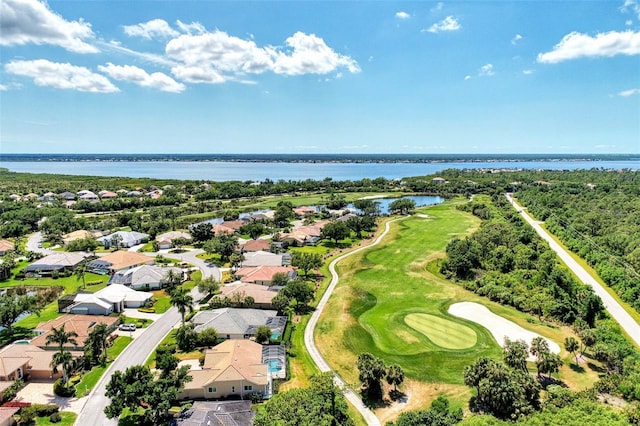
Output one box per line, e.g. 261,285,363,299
404,313,477,350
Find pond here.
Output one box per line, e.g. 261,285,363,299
348,195,445,214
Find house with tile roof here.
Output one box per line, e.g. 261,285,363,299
87,250,153,274
179,340,269,400
172,400,254,426
155,231,192,250
0,344,82,382
31,315,119,351
234,265,296,285
62,230,101,245
213,282,279,309
240,239,271,253
0,240,15,255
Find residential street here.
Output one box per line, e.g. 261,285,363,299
305,218,405,426
506,194,640,347
74,281,204,425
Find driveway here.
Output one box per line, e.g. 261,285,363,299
26,232,53,255
506,193,640,347
15,382,86,414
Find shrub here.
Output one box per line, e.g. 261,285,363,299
2,379,24,402
49,412,62,423
53,378,75,397
18,406,36,425
31,404,59,416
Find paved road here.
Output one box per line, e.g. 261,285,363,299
26,232,53,255
506,194,640,347
141,248,221,282
74,270,206,425
305,217,404,426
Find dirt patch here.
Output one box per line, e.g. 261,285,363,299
375,379,470,424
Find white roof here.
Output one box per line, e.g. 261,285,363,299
71,294,113,310
109,265,181,287
96,284,152,303
97,231,150,246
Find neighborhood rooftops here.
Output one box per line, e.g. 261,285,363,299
23,252,87,273
87,250,153,273
31,314,119,350
192,308,286,339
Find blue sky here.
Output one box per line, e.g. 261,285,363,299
1,0,639,154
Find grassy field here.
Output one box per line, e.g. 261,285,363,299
315,200,599,420
35,411,76,426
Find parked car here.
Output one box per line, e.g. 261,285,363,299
118,323,136,331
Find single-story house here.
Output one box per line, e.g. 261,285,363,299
0,240,15,255
0,344,82,381
214,282,279,309
179,340,269,400
432,177,447,184
172,400,254,426
212,224,235,236
97,231,150,248
155,231,192,250
0,406,20,426
23,252,86,275
221,220,245,231
192,308,286,340
58,191,76,200
99,190,118,199
292,206,317,217
87,250,153,274
63,284,152,315
78,190,99,202
31,315,119,351
240,239,271,253
240,251,287,267
108,265,183,290
62,230,101,245
234,265,296,285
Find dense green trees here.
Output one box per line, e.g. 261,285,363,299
104,361,191,424
393,396,462,426
0,293,40,332
254,372,354,426
388,198,416,215
357,352,387,400
321,221,350,244
292,252,323,276
442,197,605,328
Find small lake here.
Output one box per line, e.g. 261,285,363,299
351,195,445,214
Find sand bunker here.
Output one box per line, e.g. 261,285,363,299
448,302,560,360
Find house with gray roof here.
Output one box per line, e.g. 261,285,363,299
97,231,150,248
108,265,183,290
63,284,152,315
191,308,287,340
239,250,290,267
23,252,86,275
171,401,254,426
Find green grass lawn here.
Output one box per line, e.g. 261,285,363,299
36,411,76,426
315,201,592,416
151,290,172,313
75,336,132,397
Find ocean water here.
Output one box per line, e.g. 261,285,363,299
0,159,637,181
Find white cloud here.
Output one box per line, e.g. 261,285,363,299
165,29,359,83
511,34,523,45
424,16,461,33
123,19,179,40
431,2,444,12
395,11,410,19
100,41,177,67
479,63,494,76
619,88,640,96
272,32,361,75
175,20,206,35
537,30,640,63
621,0,640,19
464,75,471,80
627,20,634,26
5,59,118,93
98,63,185,92
522,69,534,75
0,0,97,53
0,84,8,91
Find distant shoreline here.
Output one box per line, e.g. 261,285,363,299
1,153,638,164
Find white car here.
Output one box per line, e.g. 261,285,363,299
118,323,136,331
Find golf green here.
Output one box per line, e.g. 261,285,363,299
404,313,477,350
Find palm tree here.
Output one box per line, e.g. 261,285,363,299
86,323,111,365
162,269,181,292
74,261,87,289
170,287,194,325
46,324,79,353
386,364,405,392
564,337,580,365
50,350,74,384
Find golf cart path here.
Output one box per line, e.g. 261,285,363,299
506,194,640,347
305,217,405,426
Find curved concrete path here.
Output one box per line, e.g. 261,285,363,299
506,194,640,347
305,217,405,426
